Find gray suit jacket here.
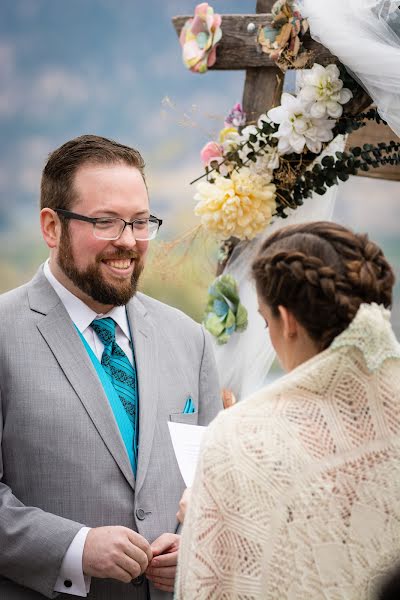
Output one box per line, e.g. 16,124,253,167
0,267,222,600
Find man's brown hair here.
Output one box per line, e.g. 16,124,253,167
40,134,146,211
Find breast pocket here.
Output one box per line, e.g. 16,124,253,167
169,411,199,425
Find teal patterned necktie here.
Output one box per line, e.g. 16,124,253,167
91,317,138,474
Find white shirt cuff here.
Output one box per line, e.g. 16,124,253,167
54,527,91,596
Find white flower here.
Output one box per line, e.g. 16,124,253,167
248,157,275,180
218,127,241,154
299,63,353,119
238,125,263,160
237,125,278,171
249,148,280,175
240,124,259,143
268,92,336,155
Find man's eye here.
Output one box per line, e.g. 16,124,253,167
134,220,148,229
96,219,115,229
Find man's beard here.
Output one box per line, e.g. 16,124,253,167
57,227,144,306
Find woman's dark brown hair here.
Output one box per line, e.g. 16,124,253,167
252,221,395,349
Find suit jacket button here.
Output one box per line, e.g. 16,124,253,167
64,580,72,588
132,574,145,585
136,508,146,520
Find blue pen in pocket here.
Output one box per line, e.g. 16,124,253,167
183,397,196,414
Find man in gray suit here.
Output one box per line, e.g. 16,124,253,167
0,135,222,599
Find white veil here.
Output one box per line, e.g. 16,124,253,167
212,136,346,400
212,1,400,398
298,0,400,136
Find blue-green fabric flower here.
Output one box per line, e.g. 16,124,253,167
203,274,248,344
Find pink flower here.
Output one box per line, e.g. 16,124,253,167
180,3,222,74
224,103,246,128
200,141,224,167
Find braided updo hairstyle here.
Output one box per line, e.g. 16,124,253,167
252,222,395,350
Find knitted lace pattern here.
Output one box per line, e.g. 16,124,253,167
176,303,400,600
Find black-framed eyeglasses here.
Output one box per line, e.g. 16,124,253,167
55,209,162,241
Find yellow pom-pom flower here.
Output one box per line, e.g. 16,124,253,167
194,167,276,240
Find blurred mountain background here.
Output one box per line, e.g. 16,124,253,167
0,0,399,337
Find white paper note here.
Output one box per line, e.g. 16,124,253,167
168,421,206,487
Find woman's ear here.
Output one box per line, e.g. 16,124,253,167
40,208,61,249
278,305,298,340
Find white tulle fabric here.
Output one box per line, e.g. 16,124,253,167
298,0,400,136
213,135,345,400
176,303,400,600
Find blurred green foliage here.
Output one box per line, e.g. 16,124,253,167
0,229,399,340
0,228,219,324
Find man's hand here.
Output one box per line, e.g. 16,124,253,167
176,487,191,524
83,526,152,583
145,533,180,592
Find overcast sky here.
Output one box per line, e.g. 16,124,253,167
0,0,398,241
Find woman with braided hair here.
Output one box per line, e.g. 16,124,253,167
176,222,400,600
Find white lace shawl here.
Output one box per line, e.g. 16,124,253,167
176,304,400,599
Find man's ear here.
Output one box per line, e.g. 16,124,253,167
277,305,298,340
40,208,61,249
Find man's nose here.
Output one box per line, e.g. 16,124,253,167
113,223,137,247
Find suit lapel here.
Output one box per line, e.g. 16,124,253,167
28,268,135,490
126,296,159,496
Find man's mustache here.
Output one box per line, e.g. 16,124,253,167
98,251,141,261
